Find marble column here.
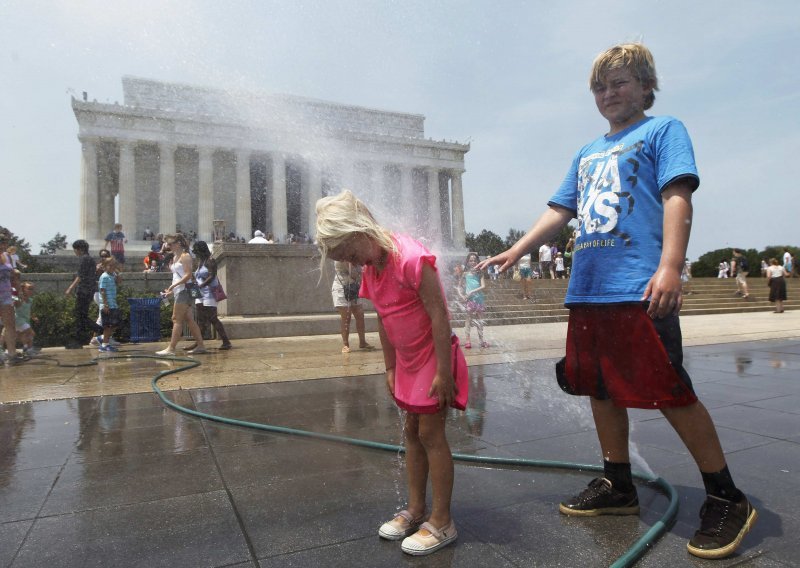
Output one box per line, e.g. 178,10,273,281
439,171,452,245
451,169,466,249
117,141,136,238
235,149,252,240
399,165,414,225
427,167,442,242
198,147,214,241
271,153,287,241
306,162,323,239
79,137,99,240
339,160,355,192
158,143,177,235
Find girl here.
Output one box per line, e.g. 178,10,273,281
766,258,788,313
461,252,488,349
156,234,206,356
191,241,232,350
315,190,468,556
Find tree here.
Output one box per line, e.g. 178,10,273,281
465,229,505,258
504,228,525,249
40,232,69,255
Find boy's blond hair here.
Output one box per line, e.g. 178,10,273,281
315,190,396,270
590,43,659,110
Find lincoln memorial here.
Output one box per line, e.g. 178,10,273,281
72,77,469,249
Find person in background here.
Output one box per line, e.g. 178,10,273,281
64,239,104,349
8,246,27,271
90,250,121,348
517,253,533,300
249,230,269,244
766,258,788,313
0,233,23,364
461,252,488,349
104,223,127,266
191,241,232,351
331,260,372,353
156,234,206,356
11,282,39,355
97,257,121,352
732,249,750,299
555,252,566,278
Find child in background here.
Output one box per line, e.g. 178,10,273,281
8,246,27,271
555,252,566,278
13,282,39,355
97,257,121,352
461,252,488,349
316,190,468,556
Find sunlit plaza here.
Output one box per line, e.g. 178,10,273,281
2,313,800,566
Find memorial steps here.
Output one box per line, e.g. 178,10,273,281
218,277,798,339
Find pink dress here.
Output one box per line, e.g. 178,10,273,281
360,234,469,414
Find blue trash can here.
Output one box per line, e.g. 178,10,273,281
128,298,163,343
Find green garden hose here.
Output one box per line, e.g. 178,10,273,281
64,354,680,567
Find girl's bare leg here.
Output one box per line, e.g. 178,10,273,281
418,411,453,528
404,414,428,519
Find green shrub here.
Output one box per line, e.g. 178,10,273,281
29,288,173,347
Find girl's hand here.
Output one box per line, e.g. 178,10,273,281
385,368,396,396
428,371,455,410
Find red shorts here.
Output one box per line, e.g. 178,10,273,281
556,304,697,409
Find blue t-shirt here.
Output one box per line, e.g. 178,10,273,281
548,116,699,305
98,272,118,309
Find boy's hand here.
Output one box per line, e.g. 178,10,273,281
102,306,110,314
477,249,519,274
385,368,396,396
427,371,456,410
642,265,683,318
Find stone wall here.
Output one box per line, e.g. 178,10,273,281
213,242,348,316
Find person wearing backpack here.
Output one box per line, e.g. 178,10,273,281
732,249,750,299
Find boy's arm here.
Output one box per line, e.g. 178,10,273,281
65,275,79,295
418,263,455,409
642,180,694,318
479,205,573,273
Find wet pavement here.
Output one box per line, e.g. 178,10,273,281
2,312,800,567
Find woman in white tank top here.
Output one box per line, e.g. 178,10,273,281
156,234,206,356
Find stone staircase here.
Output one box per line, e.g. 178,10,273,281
220,277,797,339
449,277,799,327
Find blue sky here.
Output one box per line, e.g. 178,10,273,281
1,0,797,259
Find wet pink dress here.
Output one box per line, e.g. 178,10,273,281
360,234,469,414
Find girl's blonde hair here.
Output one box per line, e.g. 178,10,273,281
315,189,396,270
589,42,659,110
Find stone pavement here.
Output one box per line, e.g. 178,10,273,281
1,311,800,566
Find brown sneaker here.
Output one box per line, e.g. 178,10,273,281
559,478,639,516
687,493,757,559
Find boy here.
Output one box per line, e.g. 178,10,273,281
104,223,127,265
482,43,755,559
13,282,39,355
64,239,104,349
98,257,121,352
